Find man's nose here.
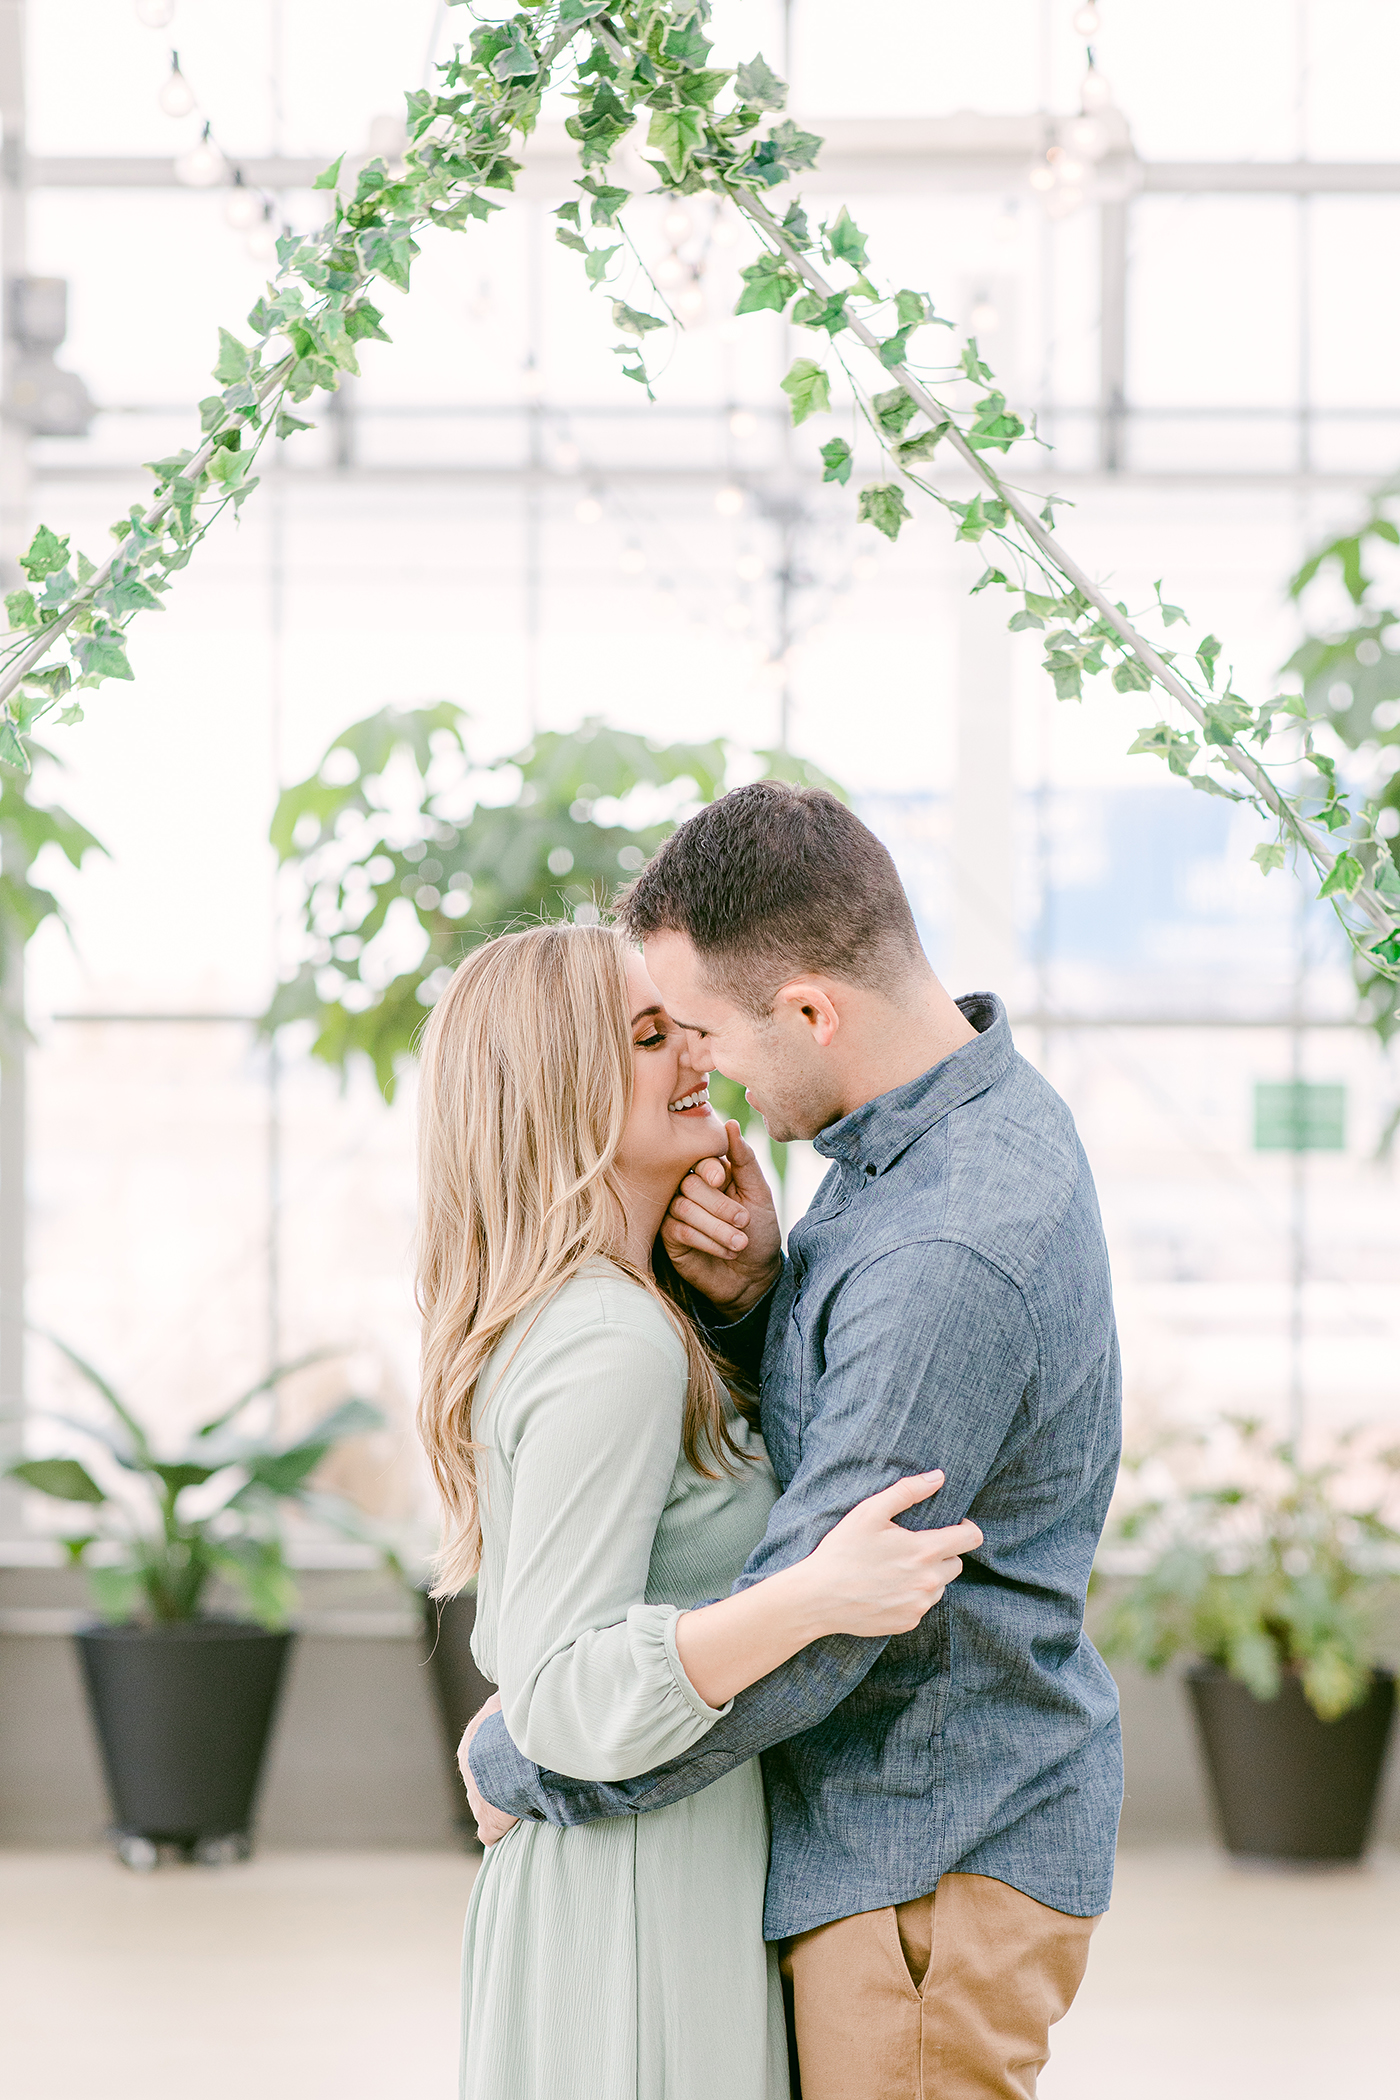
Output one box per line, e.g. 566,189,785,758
682,1032,715,1075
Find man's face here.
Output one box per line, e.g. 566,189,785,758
642,929,846,1144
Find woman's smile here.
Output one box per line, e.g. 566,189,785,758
668,1086,711,1117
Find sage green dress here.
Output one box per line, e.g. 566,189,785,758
460,1262,789,2100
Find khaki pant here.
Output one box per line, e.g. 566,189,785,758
781,1873,1099,2100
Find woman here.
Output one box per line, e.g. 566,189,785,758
416,923,975,2100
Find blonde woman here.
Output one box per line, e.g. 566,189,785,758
416,923,978,2100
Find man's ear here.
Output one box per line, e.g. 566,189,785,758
775,978,840,1048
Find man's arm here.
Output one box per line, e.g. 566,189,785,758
470,1239,1036,1824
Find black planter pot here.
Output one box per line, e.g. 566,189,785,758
421,1586,496,1841
1188,1662,1396,1864
76,1619,293,1865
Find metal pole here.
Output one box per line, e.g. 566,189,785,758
0,0,27,1533
1098,198,1127,474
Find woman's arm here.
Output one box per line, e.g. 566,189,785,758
674,1472,981,1708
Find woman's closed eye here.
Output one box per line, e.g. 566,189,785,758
636,1029,667,1050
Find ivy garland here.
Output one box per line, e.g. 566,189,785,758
3,0,1398,983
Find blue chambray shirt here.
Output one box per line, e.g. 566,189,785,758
471,994,1124,1937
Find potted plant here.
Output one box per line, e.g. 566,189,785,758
1097,1416,1400,1862
6,1334,386,1869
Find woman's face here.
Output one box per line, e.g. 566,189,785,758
616,950,730,1190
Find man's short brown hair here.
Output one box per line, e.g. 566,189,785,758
615,781,925,1012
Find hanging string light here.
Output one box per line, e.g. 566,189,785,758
1027,10,1122,220
134,0,177,29
157,50,195,118
174,122,226,188
223,172,262,231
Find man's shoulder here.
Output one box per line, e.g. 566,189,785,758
884,1055,1096,1290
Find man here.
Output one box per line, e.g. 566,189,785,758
469,782,1123,2098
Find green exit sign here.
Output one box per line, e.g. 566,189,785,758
1253,1082,1346,1152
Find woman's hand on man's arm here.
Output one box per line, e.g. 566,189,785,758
459,1693,519,1847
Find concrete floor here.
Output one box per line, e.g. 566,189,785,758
1,1846,1395,2099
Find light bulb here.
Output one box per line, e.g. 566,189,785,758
246,220,278,263
1055,155,1087,186
664,207,692,241
224,181,261,230
175,134,225,187
1066,113,1109,160
656,255,684,287
1029,162,1056,193
677,285,704,320
714,484,745,517
1072,3,1100,34
712,218,738,249
619,546,646,575
554,439,581,471
135,0,177,25
970,299,999,333
735,553,764,582
1081,67,1113,109
158,63,196,118
993,205,1020,242
575,496,603,525
729,410,758,437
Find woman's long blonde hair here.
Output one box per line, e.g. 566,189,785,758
416,921,752,1594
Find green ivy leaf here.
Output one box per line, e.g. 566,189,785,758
780,357,830,425
5,589,38,630
790,290,848,336
734,252,799,316
1154,580,1188,625
661,17,712,67
612,301,666,338
1111,657,1154,693
960,338,994,382
820,437,852,485
555,226,590,254
647,108,703,179
950,494,1007,543
967,391,1026,453
581,178,631,226
1196,634,1222,689
895,423,949,465
1188,771,1248,802
212,328,251,385
19,525,71,582
766,119,821,170
0,719,29,771
895,289,932,330
312,154,344,191
825,206,868,269
75,635,134,684
735,52,787,108
490,27,538,81
1201,693,1254,745
1127,721,1200,776
1009,608,1045,631
857,483,911,541
1318,851,1364,899
584,243,620,287
1252,841,1287,874
871,386,917,437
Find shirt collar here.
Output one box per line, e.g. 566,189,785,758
813,993,1012,1179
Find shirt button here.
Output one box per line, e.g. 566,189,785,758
865,1163,876,1177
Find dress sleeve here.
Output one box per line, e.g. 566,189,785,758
487,1297,731,1783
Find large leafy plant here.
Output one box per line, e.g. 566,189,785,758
5,1336,388,1628
264,708,838,1100
1282,489,1400,1039
1,2,1396,987
1096,1416,1400,1722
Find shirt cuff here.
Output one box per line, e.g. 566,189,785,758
656,1604,733,1725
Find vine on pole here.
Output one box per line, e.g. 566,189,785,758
4,1,1397,982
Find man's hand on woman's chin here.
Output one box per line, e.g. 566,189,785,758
458,1692,519,1847
662,1120,782,1316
